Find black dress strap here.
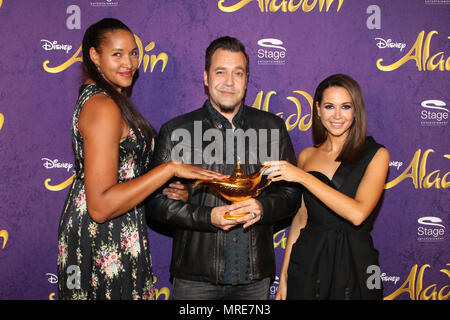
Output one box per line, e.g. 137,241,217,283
331,136,384,190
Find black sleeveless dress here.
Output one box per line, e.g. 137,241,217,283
57,84,155,299
287,137,384,300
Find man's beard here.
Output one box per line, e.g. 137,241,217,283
218,103,238,113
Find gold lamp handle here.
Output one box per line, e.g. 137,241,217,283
253,179,272,198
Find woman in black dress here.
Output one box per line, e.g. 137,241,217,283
57,18,224,300
265,74,389,300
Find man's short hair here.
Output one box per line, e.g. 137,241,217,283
205,36,249,74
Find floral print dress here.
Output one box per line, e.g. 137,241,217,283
57,84,155,300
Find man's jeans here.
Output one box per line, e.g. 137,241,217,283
171,277,271,300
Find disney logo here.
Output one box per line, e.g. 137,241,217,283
374,37,406,52
381,273,400,285
40,40,72,54
389,161,403,170
42,158,73,172
45,273,58,284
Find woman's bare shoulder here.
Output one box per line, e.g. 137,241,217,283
297,146,317,168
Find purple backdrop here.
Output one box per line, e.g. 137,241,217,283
0,0,448,300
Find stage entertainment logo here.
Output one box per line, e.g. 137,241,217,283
417,216,445,242
257,38,286,66
424,0,450,4
90,0,119,7
269,276,279,299
420,100,448,127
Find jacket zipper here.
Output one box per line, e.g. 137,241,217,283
249,228,254,280
216,230,222,284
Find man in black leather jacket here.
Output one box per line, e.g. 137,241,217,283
147,36,302,299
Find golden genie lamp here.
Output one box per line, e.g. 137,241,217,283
193,159,271,220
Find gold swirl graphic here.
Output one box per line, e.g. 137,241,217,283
0,113,4,131
134,35,144,67
285,90,313,132
0,0,3,8
48,293,56,300
273,229,287,249
43,46,82,73
141,40,168,72
218,0,253,12
155,287,170,300
0,229,8,249
44,174,75,191
251,90,312,132
152,274,170,300
252,90,276,112
440,264,450,278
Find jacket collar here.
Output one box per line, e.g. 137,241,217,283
203,99,245,130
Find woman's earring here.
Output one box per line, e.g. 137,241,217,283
96,64,105,78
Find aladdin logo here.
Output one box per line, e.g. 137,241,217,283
417,216,445,242
41,40,72,54
420,100,448,126
385,149,450,190
43,35,167,74
218,0,344,13
375,37,406,52
376,30,450,72
257,38,286,65
384,264,450,300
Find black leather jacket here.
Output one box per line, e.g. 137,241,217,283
147,101,302,284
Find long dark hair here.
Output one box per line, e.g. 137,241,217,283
82,18,156,142
312,74,367,163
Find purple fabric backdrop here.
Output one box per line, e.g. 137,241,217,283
0,0,448,300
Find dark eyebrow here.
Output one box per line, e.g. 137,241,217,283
111,47,138,52
322,101,353,105
214,66,246,72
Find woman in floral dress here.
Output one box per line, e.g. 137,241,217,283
57,18,224,300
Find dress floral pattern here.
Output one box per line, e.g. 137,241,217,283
57,84,155,300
